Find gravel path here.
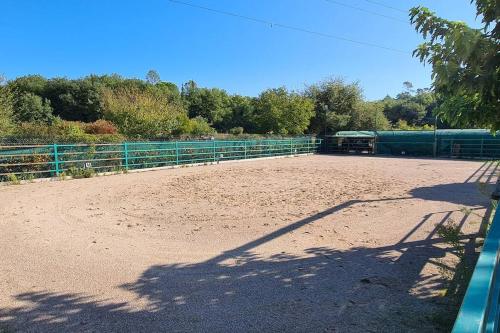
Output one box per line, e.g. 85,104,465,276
0,155,495,332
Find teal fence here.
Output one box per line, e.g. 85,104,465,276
324,130,500,159
453,203,500,333
0,138,321,181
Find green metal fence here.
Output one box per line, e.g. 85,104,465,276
0,137,321,181
452,203,500,333
323,130,500,159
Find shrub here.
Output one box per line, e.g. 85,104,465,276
13,92,55,124
394,119,434,131
101,87,188,138
0,149,53,175
0,83,15,135
185,117,216,136
229,127,244,135
6,173,20,185
7,120,124,143
83,120,118,135
66,166,95,179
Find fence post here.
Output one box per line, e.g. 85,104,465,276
53,143,60,176
213,140,216,162
450,139,454,157
123,142,129,170
480,139,484,158
244,141,247,159
290,139,293,155
175,141,179,165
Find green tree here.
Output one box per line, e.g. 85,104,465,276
306,78,364,134
410,1,499,130
225,95,257,133
154,82,182,105
9,76,103,122
383,99,426,125
181,81,232,131
254,87,314,135
45,77,103,122
382,83,437,126
0,76,14,135
14,92,55,123
101,86,190,138
354,102,390,130
145,69,161,85
178,116,216,136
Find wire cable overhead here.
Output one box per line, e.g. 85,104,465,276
168,0,409,55
363,0,408,14
324,0,408,24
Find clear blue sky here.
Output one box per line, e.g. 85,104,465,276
0,0,480,100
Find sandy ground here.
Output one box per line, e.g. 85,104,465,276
0,155,496,333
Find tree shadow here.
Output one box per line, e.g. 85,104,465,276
0,179,491,332
0,244,455,332
410,182,493,206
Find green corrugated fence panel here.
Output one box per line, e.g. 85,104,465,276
328,130,500,158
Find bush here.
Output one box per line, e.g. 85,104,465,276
394,119,434,130
66,166,95,179
13,92,55,124
185,117,216,136
0,83,15,135
83,120,118,135
101,87,188,138
7,120,124,143
229,127,244,135
6,173,20,185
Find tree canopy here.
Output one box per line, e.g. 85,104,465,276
0,71,462,142
410,0,499,130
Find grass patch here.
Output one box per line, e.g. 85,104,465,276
66,167,95,179
6,173,20,185
429,205,491,331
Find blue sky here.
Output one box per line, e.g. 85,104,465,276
1,0,479,100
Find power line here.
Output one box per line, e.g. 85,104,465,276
363,0,408,14
324,0,408,24
168,0,409,55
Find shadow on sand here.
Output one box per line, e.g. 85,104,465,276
0,178,493,332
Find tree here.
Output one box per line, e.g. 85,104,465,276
306,78,364,134
410,1,499,130
383,99,426,125
145,70,161,85
101,86,190,138
153,82,181,105
181,81,232,131
0,76,14,135
224,95,257,133
353,102,390,130
254,87,314,135
14,93,55,124
47,77,104,122
381,83,437,126
179,116,216,136
9,76,104,122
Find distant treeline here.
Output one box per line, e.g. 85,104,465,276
0,71,445,142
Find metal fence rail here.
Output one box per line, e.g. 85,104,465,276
0,137,321,181
452,203,500,333
439,139,500,159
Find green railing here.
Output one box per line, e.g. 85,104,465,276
0,137,321,181
453,203,500,333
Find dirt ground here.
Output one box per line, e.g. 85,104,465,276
0,155,496,332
